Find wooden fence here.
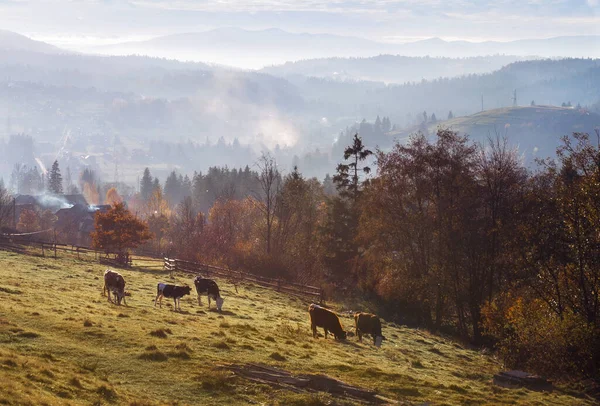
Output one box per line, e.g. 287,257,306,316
0,234,323,303
0,236,162,268
165,257,323,303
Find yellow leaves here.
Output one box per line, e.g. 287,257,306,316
146,188,171,218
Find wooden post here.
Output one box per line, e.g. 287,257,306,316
53,230,57,259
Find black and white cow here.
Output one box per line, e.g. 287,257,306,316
154,283,191,311
103,269,127,305
193,276,224,311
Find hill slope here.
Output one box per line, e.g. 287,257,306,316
388,106,600,161
0,30,65,54
0,250,591,405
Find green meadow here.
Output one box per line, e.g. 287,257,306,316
0,250,591,405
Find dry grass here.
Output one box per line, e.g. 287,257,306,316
0,250,594,405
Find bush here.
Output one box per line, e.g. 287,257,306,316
482,294,598,378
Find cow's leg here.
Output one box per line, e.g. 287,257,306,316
197,294,202,306
173,298,178,311
107,289,113,303
357,329,362,342
154,293,160,307
103,283,106,297
324,328,328,339
208,295,211,309
311,323,317,339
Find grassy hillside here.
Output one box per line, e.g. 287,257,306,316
388,106,600,161
0,250,592,405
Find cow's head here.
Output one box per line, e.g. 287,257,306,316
114,289,126,305
216,297,224,311
183,285,192,295
337,330,347,340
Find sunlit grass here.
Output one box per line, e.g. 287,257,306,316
0,250,592,405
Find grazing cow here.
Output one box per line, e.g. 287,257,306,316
193,276,224,311
103,269,127,305
354,312,385,346
154,283,191,311
308,303,347,340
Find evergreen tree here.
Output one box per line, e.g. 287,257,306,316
140,168,153,201
48,160,63,195
333,133,373,201
448,110,454,120
152,177,161,193
431,113,437,123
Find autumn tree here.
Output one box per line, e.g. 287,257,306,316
168,197,205,260
105,187,123,206
255,153,281,255
274,168,326,281
0,179,12,228
91,203,152,264
83,182,100,205
147,212,169,254
17,209,40,233
146,187,170,219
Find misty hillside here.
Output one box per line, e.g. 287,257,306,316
2,32,600,183
262,55,527,83
387,106,600,162
396,35,600,58
0,30,64,54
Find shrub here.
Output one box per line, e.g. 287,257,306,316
482,294,597,378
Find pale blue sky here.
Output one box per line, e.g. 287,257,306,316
1,0,599,47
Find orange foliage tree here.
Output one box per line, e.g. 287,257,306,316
83,182,100,205
91,203,152,263
105,187,123,206
17,209,40,232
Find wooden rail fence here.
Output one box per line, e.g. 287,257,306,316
0,235,323,303
164,257,323,303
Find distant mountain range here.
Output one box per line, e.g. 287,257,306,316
88,28,600,69
261,55,530,84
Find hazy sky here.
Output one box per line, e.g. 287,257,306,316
2,0,600,47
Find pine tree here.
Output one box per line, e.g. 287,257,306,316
333,133,373,201
140,168,153,201
431,113,437,123
48,160,63,195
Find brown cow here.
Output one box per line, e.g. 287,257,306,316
308,304,346,340
103,269,128,305
354,312,385,346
